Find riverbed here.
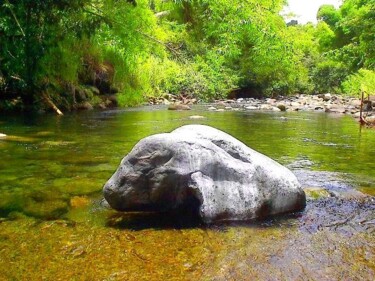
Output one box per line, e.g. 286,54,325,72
0,106,374,280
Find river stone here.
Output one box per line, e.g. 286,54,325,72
168,104,191,110
103,125,305,223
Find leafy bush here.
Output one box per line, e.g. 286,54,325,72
342,69,375,97
117,87,145,107
311,60,349,94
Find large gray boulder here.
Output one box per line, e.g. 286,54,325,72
103,125,305,223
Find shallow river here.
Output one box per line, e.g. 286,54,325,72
0,107,374,280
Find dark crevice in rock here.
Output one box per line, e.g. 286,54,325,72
175,186,203,220
255,200,273,219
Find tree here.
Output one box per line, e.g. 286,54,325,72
0,0,99,110
317,4,341,27
309,0,375,94
150,0,310,97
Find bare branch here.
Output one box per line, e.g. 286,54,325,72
42,93,64,115
155,11,170,18
5,0,25,37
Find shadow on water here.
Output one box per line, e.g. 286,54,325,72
105,207,306,231
103,189,374,236
105,210,205,230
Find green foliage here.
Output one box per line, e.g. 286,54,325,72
317,5,341,27
0,1,94,106
312,60,349,94
312,0,375,94
1,0,374,110
117,87,145,107
156,0,310,97
90,0,165,104
342,69,375,97
315,22,336,52
339,0,375,69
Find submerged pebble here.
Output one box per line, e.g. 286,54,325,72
188,115,206,119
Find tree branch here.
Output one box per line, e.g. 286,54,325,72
42,93,63,115
5,0,25,37
155,11,170,18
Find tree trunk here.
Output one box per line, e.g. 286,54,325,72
23,3,35,111
359,91,367,125
42,93,63,115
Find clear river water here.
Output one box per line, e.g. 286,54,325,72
0,106,374,280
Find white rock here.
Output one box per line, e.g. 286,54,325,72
103,125,305,223
350,99,362,108
260,104,272,110
323,93,332,101
245,106,258,110
189,115,206,120
266,99,276,105
291,102,300,107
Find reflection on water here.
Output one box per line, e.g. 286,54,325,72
0,107,374,280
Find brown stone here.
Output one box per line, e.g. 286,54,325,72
168,104,191,110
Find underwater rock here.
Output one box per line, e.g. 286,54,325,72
277,104,287,111
21,190,69,219
168,104,191,110
54,178,101,196
103,125,305,223
300,196,375,235
70,196,90,208
23,199,69,220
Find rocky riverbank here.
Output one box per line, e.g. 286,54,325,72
209,94,373,118
164,94,375,125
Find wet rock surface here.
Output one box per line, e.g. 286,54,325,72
103,125,306,223
301,196,375,235
290,166,375,236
